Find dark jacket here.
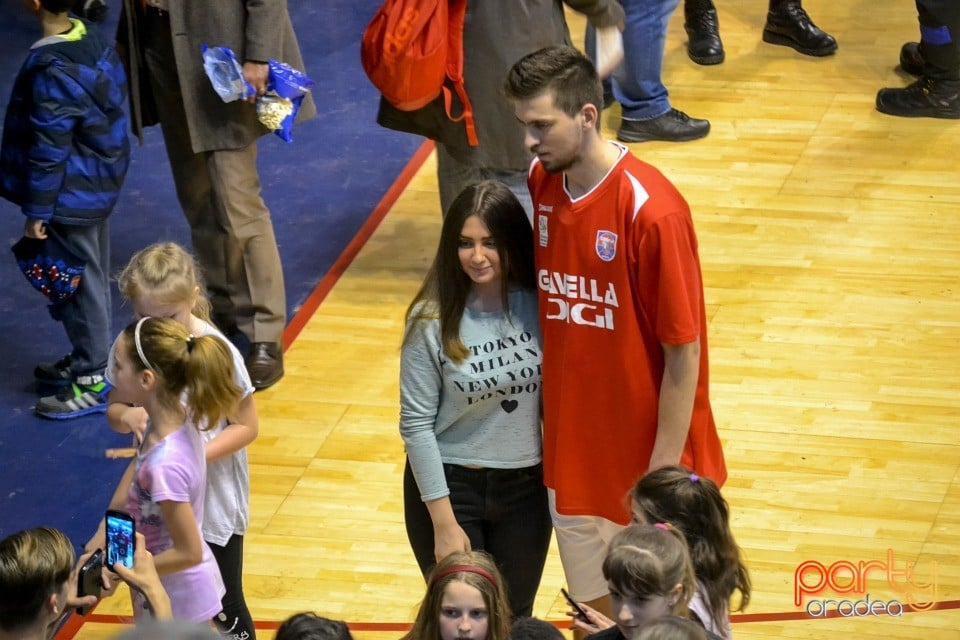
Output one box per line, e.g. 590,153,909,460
117,0,317,153
0,19,130,226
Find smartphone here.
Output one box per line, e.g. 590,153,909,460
561,587,589,620
105,509,136,569
76,548,103,616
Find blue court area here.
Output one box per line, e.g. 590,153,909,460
0,0,422,544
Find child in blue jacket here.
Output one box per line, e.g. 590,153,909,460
1,0,129,418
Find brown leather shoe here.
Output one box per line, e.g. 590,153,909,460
246,342,284,390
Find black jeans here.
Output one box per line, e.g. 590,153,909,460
404,459,552,617
209,534,255,640
917,0,960,79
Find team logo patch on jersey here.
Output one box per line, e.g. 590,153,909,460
596,230,617,261
538,214,549,247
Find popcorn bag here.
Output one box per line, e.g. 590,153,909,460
201,44,315,142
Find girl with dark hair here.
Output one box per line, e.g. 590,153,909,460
586,524,698,640
400,180,549,617
630,466,750,639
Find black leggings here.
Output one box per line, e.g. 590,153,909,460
209,534,256,640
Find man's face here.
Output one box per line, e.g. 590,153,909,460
514,90,586,174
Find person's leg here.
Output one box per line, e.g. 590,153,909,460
762,0,837,56
403,459,442,577
206,145,286,389
482,465,552,618
489,169,534,224
35,221,111,419
684,0,725,65
615,0,709,143
139,9,235,332
403,461,488,577
209,535,257,640
436,143,486,218
877,0,960,118
549,490,623,640
917,0,960,80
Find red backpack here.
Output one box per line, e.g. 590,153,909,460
361,0,478,146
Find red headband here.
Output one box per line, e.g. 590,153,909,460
431,564,497,587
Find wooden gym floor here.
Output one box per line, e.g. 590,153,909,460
65,1,959,638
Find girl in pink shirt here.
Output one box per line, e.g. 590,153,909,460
107,316,242,622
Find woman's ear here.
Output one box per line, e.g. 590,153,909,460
667,582,684,607
191,285,200,310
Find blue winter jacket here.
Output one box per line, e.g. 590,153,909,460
0,19,129,225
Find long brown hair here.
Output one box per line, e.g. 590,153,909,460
632,465,751,630
403,181,535,363
121,317,241,428
400,551,511,640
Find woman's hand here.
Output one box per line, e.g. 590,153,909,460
569,601,615,634
433,521,471,562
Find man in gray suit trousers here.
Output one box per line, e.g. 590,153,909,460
119,0,317,389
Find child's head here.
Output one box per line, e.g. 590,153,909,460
505,617,564,640
275,612,353,640
631,465,750,619
32,0,77,15
114,316,241,427
635,616,707,640
0,526,74,632
118,242,211,325
602,524,695,640
402,551,511,640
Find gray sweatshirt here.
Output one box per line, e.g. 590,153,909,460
400,289,543,501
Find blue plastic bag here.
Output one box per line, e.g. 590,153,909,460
201,44,314,142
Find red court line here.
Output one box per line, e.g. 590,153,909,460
281,139,435,349
66,598,960,636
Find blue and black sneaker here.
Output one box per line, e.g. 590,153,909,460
35,375,110,419
34,354,73,388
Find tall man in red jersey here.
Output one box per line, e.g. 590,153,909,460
505,46,727,620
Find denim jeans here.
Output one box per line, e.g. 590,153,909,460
46,220,111,377
404,460,552,617
588,0,681,120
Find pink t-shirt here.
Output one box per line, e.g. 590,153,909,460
126,422,225,621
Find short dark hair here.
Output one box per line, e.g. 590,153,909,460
504,45,603,121
39,0,78,14
276,612,353,640
506,617,565,640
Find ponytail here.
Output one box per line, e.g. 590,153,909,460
123,317,241,428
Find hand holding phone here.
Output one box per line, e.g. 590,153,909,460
105,509,136,569
76,549,103,616
561,587,589,620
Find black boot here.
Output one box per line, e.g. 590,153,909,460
899,42,924,76
876,76,960,119
684,0,725,65
763,0,837,56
